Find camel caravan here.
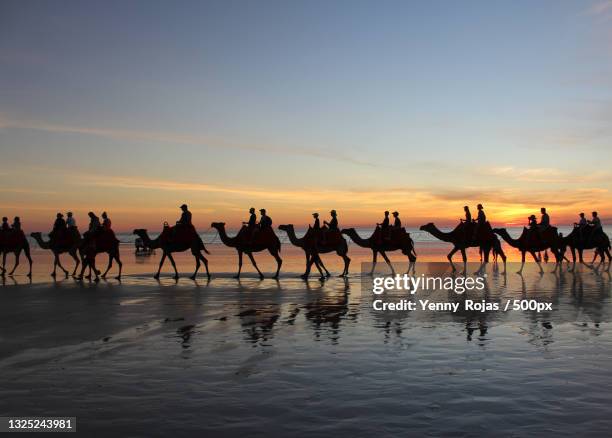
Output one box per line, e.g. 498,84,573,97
1,204,610,281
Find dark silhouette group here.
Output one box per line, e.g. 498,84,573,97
0,203,608,281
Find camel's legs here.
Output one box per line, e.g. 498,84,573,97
517,251,526,274
247,252,264,279
303,253,325,279
167,253,179,279
406,259,415,275
459,248,467,274
101,254,113,278
370,250,378,275
56,253,69,277
447,247,459,272
9,250,20,276
269,248,282,279
24,247,32,278
70,250,80,277
191,250,201,280
529,250,543,273
1,252,6,275
114,252,122,280
338,251,350,277
380,251,396,276
154,252,167,279
52,253,59,277
235,251,243,278
200,253,210,279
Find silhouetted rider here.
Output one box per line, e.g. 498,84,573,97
392,211,401,229
473,204,486,240
11,216,21,231
312,212,320,230
259,209,272,229
324,210,338,231
1,217,9,232
243,207,257,228
177,204,192,226
102,212,112,230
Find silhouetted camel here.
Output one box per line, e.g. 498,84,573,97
133,228,210,280
560,227,611,270
0,229,33,278
31,231,81,277
77,231,123,281
279,224,350,278
492,227,561,274
211,222,282,279
420,222,506,274
341,227,416,275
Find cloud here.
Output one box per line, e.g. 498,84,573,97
0,116,381,168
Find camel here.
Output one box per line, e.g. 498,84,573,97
278,224,350,279
77,230,123,281
560,226,611,270
31,231,81,278
0,229,33,278
420,222,506,274
341,227,416,275
492,227,561,274
133,227,210,280
211,222,282,279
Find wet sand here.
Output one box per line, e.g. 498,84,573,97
1,261,611,436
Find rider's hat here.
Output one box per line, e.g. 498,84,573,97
312,212,319,217
67,211,73,215
330,210,337,215
260,208,266,213
392,211,399,216
180,204,188,209
529,214,536,219
57,212,64,218
384,210,389,215
477,204,483,209
249,207,255,213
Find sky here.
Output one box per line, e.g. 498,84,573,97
1,0,611,232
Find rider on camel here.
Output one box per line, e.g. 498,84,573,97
50,213,66,243
243,207,257,228
473,204,486,240
177,204,192,226
11,217,21,231
102,212,112,230
324,210,338,231
377,211,391,242
587,211,603,245
312,213,320,230
259,209,272,230
574,212,587,240
66,212,76,229
392,211,401,229
1,217,9,232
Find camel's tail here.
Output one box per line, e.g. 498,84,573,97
203,245,211,255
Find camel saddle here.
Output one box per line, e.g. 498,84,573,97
522,226,558,247
373,226,409,244
160,224,200,246
0,229,25,247
304,226,343,247
50,228,78,247
237,225,275,246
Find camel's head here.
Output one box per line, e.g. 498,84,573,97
491,228,503,235
340,228,355,235
419,223,434,231
211,222,225,229
30,232,42,238
278,224,293,232
133,229,147,236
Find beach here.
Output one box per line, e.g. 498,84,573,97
1,255,611,436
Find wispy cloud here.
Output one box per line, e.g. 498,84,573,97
0,116,381,168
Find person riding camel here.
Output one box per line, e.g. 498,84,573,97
177,204,192,227
11,216,21,231
324,210,338,231
461,206,472,241
574,212,587,241
536,207,550,242
392,211,401,229
88,212,101,233
587,211,603,245
1,217,9,232
243,207,257,228
259,209,272,230
473,204,486,240
102,212,112,231
50,212,66,243
312,213,321,230
66,211,76,229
